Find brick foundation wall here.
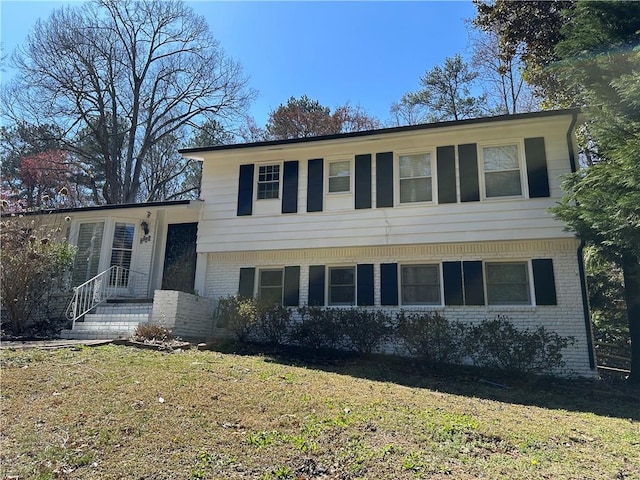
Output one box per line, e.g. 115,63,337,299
201,239,596,378
150,290,215,342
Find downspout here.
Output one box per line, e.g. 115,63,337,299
567,111,596,370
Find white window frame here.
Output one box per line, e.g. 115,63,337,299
256,163,281,201
327,265,356,306
484,260,533,306
257,267,284,305
479,140,527,200
400,263,442,306
396,148,437,205
326,158,352,194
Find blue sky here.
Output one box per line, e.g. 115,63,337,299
1,1,478,126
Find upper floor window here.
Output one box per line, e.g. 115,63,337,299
328,160,351,193
329,266,355,305
258,268,283,304
401,264,441,305
257,164,280,200
485,261,530,305
482,145,522,198
399,153,432,203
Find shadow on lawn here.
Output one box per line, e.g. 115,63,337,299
205,340,640,421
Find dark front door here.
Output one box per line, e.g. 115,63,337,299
162,222,197,293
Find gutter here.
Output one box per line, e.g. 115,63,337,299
566,111,596,370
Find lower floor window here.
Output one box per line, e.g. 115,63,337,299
258,269,283,304
485,262,530,305
401,264,440,304
329,266,355,305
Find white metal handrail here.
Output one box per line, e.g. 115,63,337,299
65,265,133,328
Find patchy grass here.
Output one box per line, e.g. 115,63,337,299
1,343,638,479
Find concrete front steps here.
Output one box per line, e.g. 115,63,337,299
60,300,153,340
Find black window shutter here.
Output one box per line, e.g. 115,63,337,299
357,263,375,306
282,161,299,213
307,159,323,212
443,261,464,305
376,152,394,208
308,265,325,306
238,267,255,299
355,154,372,209
463,261,485,305
532,259,557,305
437,146,457,204
380,263,398,306
458,144,480,202
283,266,300,306
525,137,550,198
237,164,254,216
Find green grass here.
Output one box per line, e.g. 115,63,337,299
1,343,638,479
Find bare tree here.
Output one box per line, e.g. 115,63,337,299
2,0,253,204
469,27,539,114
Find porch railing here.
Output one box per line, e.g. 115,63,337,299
65,266,148,328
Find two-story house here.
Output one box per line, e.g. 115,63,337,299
180,109,595,377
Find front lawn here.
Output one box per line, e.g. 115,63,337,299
1,344,638,479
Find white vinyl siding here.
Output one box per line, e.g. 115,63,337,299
482,145,523,198
329,266,355,305
485,262,531,305
401,264,441,305
399,153,432,203
195,114,577,253
258,269,284,304
328,160,351,193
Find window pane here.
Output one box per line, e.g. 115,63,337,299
483,145,518,171
402,265,439,284
399,153,431,178
486,263,527,283
258,287,281,304
400,178,432,203
485,171,522,197
258,269,283,304
330,286,355,305
403,285,440,304
329,161,350,177
401,264,440,304
486,263,530,305
260,270,283,287
329,267,355,305
329,176,350,193
113,223,134,249
72,222,105,285
257,165,280,199
330,267,354,286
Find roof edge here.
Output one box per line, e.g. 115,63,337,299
1,199,197,218
180,108,581,155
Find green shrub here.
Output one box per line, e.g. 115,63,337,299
292,306,342,350
394,310,466,364
257,301,292,346
339,308,392,354
214,295,259,342
465,315,574,374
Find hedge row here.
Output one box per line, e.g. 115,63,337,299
214,296,574,374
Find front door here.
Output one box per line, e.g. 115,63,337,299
161,223,197,293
